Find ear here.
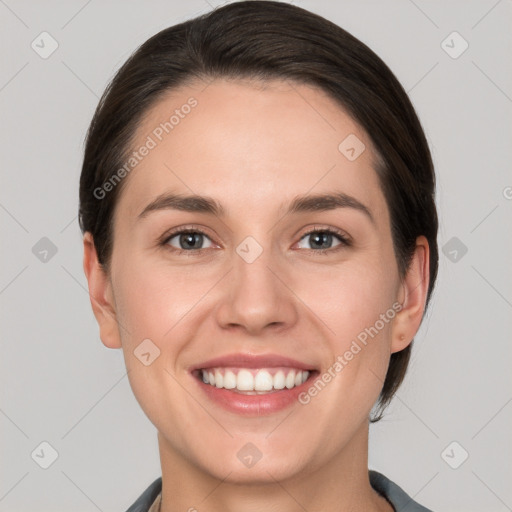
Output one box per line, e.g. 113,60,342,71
391,235,430,353
82,232,122,349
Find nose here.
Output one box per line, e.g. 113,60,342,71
214,242,299,336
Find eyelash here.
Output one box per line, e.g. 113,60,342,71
159,225,351,256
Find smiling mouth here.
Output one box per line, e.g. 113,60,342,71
193,367,316,394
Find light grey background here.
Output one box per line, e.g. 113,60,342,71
1,1,511,511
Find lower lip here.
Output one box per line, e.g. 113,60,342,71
193,372,316,416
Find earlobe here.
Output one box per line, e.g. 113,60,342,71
82,232,122,349
391,236,430,354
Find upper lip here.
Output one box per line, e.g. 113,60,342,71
191,353,316,371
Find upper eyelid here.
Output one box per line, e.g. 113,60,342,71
301,225,350,239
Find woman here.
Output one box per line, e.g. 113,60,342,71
79,2,438,511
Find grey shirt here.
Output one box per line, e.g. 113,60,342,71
125,470,434,512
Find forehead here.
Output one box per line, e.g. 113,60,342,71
113,77,388,228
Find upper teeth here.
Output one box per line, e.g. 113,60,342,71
201,368,309,392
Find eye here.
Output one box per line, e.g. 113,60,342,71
296,228,350,252
159,226,350,255
163,229,215,251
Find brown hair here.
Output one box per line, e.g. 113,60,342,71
79,0,438,422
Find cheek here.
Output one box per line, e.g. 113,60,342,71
294,257,399,415
112,252,209,344
110,257,202,426
298,259,398,346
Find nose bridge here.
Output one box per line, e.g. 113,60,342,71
215,234,298,333
235,236,276,293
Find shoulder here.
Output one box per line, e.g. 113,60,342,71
125,477,162,512
369,470,434,512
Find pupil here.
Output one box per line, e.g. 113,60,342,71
311,232,331,249
181,233,202,249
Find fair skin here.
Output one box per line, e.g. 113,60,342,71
83,78,429,512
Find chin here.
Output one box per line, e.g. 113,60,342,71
207,458,306,485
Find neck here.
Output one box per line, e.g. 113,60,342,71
157,421,393,512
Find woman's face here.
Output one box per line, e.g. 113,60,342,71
85,78,426,482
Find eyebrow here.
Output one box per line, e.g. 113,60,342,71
138,193,226,219
137,191,374,224
288,192,374,224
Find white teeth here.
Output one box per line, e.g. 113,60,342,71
200,368,310,393
223,370,237,389
273,370,286,390
285,371,295,389
214,370,223,388
237,369,254,391
254,370,273,391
